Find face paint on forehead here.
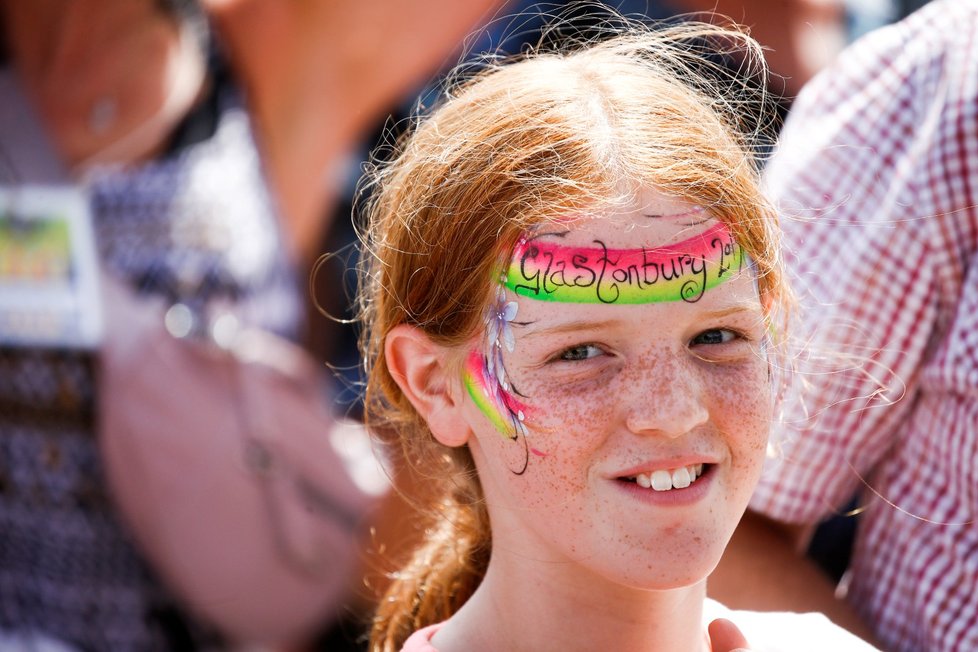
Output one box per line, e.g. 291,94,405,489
505,220,746,304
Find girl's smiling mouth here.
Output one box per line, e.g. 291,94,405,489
613,463,718,505
625,463,708,491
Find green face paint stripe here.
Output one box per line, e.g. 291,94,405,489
504,221,746,304
463,349,533,437
463,359,511,435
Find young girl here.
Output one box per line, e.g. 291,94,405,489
356,18,878,652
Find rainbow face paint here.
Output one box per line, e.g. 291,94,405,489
505,221,744,304
463,348,529,438
465,217,747,450
461,285,531,440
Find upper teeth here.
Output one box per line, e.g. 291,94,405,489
633,464,704,491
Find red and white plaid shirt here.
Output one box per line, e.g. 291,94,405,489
750,1,978,650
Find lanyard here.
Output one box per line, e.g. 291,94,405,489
0,69,103,349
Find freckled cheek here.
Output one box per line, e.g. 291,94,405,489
712,367,772,459
475,431,591,515
479,375,609,504
512,376,617,450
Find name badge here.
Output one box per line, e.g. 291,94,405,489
0,185,103,349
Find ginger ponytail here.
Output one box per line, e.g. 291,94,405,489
369,480,490,652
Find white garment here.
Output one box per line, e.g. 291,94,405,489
0,629,79,652
704,599,880,651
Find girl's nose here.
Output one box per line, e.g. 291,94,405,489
624,362,709,439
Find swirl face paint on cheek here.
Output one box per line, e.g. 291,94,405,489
505,221,745,304
463,285,532,443
462,348,530,437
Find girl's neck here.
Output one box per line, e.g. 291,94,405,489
433,552,711,652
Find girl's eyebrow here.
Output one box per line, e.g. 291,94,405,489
520,318,623,339
702,303,764,319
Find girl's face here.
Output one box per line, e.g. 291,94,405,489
458,189,772,591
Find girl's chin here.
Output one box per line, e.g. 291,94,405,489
581,555,720,595
623,571,714,593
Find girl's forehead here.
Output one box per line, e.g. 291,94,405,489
539,195,711,250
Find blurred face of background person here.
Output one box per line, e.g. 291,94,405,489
1,0,207,170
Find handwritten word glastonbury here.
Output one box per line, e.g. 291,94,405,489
504,222,745,304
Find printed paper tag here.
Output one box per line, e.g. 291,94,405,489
0,185,102,348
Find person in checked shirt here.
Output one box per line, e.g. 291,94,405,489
711,1,978,650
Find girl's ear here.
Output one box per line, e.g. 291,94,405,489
385,324,471,448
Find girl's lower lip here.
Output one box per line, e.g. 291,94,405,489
612,465,715,507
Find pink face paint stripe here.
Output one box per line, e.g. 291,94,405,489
463,349,529,438
505,221,746,304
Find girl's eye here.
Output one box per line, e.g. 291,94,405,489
558,344,605,361
691,329,739,346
